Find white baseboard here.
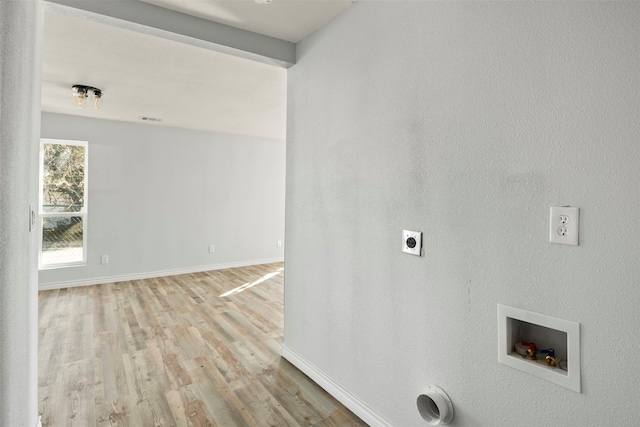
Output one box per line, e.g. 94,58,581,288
38,257,284,291
281,344,392,427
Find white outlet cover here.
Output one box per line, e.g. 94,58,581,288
550,207,579,246
402,230,422,256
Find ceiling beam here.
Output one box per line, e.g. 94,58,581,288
44,0,296,68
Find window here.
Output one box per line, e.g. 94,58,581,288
39,139,88,269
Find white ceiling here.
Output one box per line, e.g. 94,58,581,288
41,0,354,140
140,0,354,43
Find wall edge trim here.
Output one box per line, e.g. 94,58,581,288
38,257,284,290
281,344,393,427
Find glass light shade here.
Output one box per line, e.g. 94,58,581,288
75,92,85,108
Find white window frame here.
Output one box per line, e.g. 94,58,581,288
39,139,89,270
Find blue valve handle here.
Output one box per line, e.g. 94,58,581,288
540,348,555,357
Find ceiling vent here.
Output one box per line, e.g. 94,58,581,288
139,116,163,122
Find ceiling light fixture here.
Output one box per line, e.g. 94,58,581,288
255,0,272,4
72,84,103,109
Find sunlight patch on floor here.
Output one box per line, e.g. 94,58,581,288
220,267,284,297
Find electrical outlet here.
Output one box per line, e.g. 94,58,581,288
101,255,109,264
277,240,282,247
209,245,215,253
550,207,579,246
402,230,422,256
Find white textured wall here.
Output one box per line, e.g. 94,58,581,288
40,113,285,287
0,1,42,425
285,2,640,426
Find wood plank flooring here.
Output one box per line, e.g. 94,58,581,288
38,263,366,427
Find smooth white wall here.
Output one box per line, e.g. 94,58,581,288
285,2,640,426
40,113,285,287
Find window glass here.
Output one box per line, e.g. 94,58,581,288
41,216,84,265
42,143,85,212
39,140,88,269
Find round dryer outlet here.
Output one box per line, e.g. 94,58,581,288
402,230,422,256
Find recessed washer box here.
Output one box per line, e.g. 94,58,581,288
497,304,581,393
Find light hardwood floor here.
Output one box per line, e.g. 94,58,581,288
38,263,366,427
